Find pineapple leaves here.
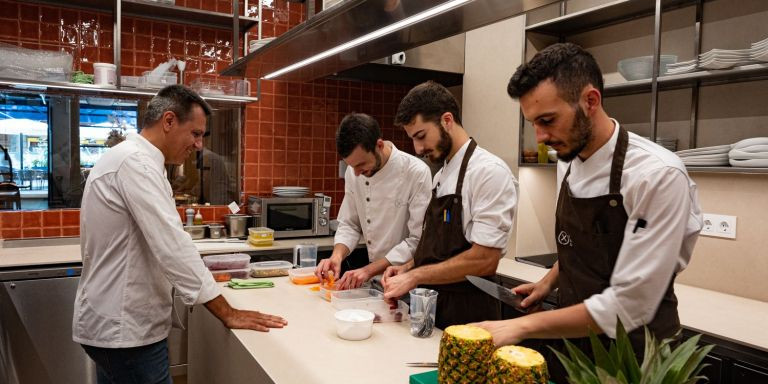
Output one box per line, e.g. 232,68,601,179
552,319,714,384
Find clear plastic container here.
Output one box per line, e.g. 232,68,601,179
203,253,251,270
121,75,141,88
288,267,320,285
330,289,409,322
248,227,274,247
250,260,293,278
140,71,177,89
190,78,250,96
210,268,249,282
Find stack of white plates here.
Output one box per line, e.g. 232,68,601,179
728,137,768,168
644,136,678,152
750,37,768,62
676,144,732,166
698,48,756,70
272,186,309,197
666,59,698,75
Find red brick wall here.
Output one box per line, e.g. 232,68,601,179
0,0,415,240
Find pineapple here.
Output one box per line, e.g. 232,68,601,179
438,325,494,384
551,320,714,384
488,346,549,384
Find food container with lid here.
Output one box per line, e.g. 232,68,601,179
248,227,274,246
203,253,251,270
210,268,250,282
183,224,207,240
250,260,293,278
334,309,374,341
288,267,320,285
331,289,408,322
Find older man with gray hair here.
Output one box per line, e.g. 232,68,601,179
73,85,287,384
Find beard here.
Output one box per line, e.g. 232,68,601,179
364,150,383,177
427,125,453,163
549,106,592,162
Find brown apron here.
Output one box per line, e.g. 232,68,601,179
413,139,501,330
549,127,680,381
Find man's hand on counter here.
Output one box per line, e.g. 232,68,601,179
205,295,288,332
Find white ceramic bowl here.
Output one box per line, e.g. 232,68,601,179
618,55,677,80
334,309,374,341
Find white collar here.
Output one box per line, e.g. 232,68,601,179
127,132,166,170
573,118,620,167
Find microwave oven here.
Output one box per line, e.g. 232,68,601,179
249,195,331,238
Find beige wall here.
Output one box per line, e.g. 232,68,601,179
677,174,768,302
462,15,526,257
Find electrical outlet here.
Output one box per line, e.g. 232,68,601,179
700,213,737,239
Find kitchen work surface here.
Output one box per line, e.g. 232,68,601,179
187,277,441,384
496,258,768,354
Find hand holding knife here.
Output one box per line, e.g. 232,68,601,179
465,275,554,313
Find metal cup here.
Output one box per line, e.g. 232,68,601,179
409,288,438,337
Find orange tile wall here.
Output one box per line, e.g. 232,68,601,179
0,0,415,240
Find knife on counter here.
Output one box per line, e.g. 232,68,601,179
465,275,553,314
406,362,438,367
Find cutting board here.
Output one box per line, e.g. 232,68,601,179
409,369,437,384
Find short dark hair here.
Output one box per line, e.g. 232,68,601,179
336,113,381,158
394,81,462,127
507,43,604,104
142,84,212,128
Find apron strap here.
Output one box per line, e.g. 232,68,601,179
609,127,629,194
562,125,629,194
455,139,477,195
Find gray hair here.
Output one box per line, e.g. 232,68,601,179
142,85,212,129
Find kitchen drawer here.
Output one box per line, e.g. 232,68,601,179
731,362,768,383
700,354,723,384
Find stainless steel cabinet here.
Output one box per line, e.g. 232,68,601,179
0,275,97,384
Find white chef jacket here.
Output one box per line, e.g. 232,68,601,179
73,133,221,348
556,119,703,338
433,140,519,252
334,142,432,265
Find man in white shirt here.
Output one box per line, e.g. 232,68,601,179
475,43,702,381
73,85,287,384
315,113,431,290
382,81,519,328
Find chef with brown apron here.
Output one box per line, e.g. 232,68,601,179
411,140,502,329
547,126,681,380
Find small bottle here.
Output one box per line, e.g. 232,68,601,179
185,208,195,226
537,142,549,164
194,210,203,225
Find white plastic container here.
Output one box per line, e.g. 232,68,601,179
93,63,116,86
334,309,374,341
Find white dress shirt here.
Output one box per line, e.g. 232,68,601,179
73,133,221,348
334,142,432,265
433,140,519,251
556,120,703,338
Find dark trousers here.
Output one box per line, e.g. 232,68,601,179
81,338,172,384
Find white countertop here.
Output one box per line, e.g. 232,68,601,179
194,277,441,384
2,241,766,353
496,258,768,353
0,236,341,268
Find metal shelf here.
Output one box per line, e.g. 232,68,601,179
519,163,556,168
0,77,258,104
601,63,768,96
26,0,258,30
526,0,694,35
686,167,768,174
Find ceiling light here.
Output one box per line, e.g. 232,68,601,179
263,0,472,79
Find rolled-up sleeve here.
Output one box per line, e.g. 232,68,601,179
585,167,693,337
384,164,432,265
334,169,363,253
117,155,220,306
467,163,519,250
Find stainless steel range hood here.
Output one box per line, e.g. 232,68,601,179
220,0,560,82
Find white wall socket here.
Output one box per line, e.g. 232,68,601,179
701,213,737,239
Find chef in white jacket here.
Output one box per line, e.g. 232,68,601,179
315,113,432,289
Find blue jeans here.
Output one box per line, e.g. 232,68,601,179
81,338,173,384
